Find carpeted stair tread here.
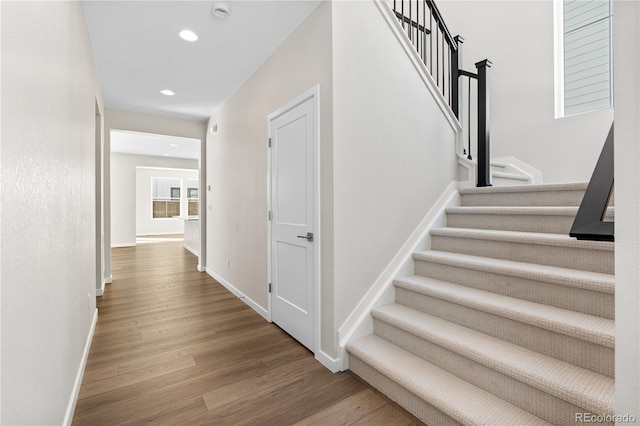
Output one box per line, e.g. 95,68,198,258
448,205,580,215
460,182,588,195
347,335,553,426
430,227,614,251
412,250,614,294
393,275,614,348
372,303,614,416
445,206,614,234
447,205,614,217
459,182,588,206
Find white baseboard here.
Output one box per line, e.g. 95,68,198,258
63,308,98,426
315,350,341,373
197,264,205,272
206,268,269,322
96,279,105,297
111,242,135,248
337,181,459,370
183,243,199,257
104,275,112,284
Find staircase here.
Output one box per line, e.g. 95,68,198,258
490,160,534,186
347,182,615,425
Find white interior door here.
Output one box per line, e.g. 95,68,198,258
269,94,317,352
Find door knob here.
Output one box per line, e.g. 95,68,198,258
297,232,314,242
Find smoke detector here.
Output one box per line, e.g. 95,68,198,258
212,4,229,19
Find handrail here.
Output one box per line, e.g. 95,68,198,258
390,0,492,187
424,0,457,48
569,124,614,242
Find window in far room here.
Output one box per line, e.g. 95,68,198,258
186,179,199,217
152,177,181,218
555,0,613,117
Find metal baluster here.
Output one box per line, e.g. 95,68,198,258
440,35,447,96
436,25,439,89
422,2,427,65
429,7,433,72
468,77,472,160
409,0,412,42
448,44,451,105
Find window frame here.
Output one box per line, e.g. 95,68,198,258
554,0,613,118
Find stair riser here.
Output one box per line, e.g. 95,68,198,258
446,213,575,234
414,259,614,319
492,176,532,186
374,320,607,425
395,287,613,377
431,235,613,274
349,355,463,426
461,190,585,206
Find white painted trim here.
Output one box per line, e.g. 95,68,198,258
374,0,462,135
206,268,269,322
111,242,136,248
136,232,184,237
136,165,199,173
63,308,98,426
315,350,341,373
104,275,112,284
491,156,543,184
197,264,205,272
96,279,105,297
183,243,199,257
553,0,565,118
337,182,459,370
457,155,477,189
266,85,321,357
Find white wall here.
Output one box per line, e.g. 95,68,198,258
104,109,206,278
437,0,614,183
111,153,197,246
206,1,334,351
613,0,640,420
1,2,102,424
135,167,199,236
331,0,457,351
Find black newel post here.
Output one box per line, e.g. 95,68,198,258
451,35,464,120
476,59,492,187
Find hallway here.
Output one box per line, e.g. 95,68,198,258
72,240,419,425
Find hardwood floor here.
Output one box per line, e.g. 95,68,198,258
73,239,420,425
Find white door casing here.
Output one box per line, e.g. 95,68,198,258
268,87,319,353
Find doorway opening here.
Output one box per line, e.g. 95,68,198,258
109,130,202,267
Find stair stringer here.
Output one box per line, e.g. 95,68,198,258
458,155,543,188
337,181,459,371
492,156,543,185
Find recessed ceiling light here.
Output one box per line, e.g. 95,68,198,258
160,89,175,96
163,153,170,156
212,4,229,19
179,30,198,42
169,144,178,147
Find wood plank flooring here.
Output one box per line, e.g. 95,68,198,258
73,237,420,425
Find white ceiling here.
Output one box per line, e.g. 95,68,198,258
111,130,201,159
83,0,320,121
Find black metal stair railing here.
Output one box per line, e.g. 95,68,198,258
570,124,614,242
391,0,492,187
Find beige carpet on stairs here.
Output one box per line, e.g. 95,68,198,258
346,183,615,426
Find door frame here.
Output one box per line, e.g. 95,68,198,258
266,85,321,354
